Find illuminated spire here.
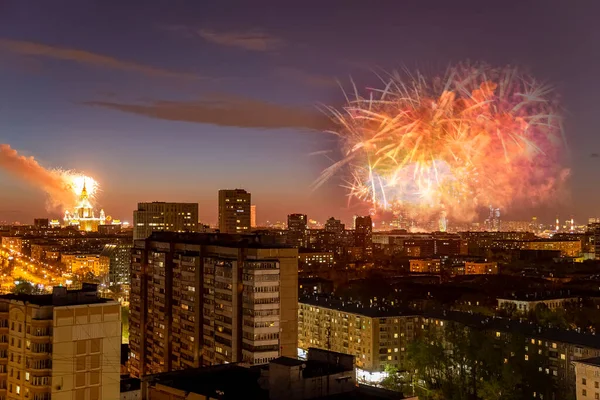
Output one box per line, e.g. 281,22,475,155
80,180,88,200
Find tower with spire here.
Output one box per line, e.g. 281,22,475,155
62,179,107,232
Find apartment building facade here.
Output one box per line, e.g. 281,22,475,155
218,190,251,234
133,202,198,241
129,232,298,378
0,285,121,400
298,298,420,375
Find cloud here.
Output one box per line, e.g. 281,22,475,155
275,67,337,88
84,95,328,130
591,153,599,158
0,38,201,79
198,29,284,52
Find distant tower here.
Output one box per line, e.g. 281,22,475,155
250,205,257,228
555,217,560,232
570,217,575,233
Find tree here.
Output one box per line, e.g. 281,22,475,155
12,279,42,295
379,364,403,392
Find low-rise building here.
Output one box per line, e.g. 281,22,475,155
497,294,579,313
299,251,335,271
298,297,420,375
409,259,441,273
464,261,498,275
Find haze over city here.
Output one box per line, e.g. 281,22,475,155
1,0,599,225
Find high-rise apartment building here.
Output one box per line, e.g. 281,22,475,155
0,284,121,400
100,243,132,286
590,223,600,260
354,215,373,259
218,190,251,234
287,214,307,248
129,232,298,378
133,202,198,241
250,205,257,228
324,218,344,235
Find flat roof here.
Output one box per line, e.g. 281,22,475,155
300,295,420,318
574,357,600,367
146,364,266,399
426,310,600,350
0,284,109,306
139,231,293,249
270,356,304,367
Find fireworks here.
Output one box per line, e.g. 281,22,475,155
317,63,568,222
59,171,99,203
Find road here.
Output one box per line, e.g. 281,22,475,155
0,245,68,292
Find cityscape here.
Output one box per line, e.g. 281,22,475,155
1,1,600,400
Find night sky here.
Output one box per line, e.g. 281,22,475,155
1,0,599,225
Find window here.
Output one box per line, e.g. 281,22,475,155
561,354,566,360
25,372,29,381
584,378,588,385
16,385,20,395
583,389,587,396
595,393,599,400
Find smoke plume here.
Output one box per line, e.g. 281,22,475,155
0,144,76,210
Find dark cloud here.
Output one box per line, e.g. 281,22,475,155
198,29,284,52
84,95,328,130
591,153,599,158
275,67,337,88
0,39,202,80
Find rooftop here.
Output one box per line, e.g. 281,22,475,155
120,377,141,393
139,231,294,249
574,357,600,367
300,295,420,318
0,284,110,306
270,356,304,367
145,364,266,399
426,309,600,349
497,290,578,301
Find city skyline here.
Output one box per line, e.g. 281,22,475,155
1,1,600,224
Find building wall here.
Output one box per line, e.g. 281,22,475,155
574,362,600,400
409,259,441,273
51,303,121,400
0,297,120,400
133,203,198,241
464,261,498,275
497,297,579,313
61,254,104,277
297,302,419,373
218,190,251,234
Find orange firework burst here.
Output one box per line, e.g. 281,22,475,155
316,63,568,222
